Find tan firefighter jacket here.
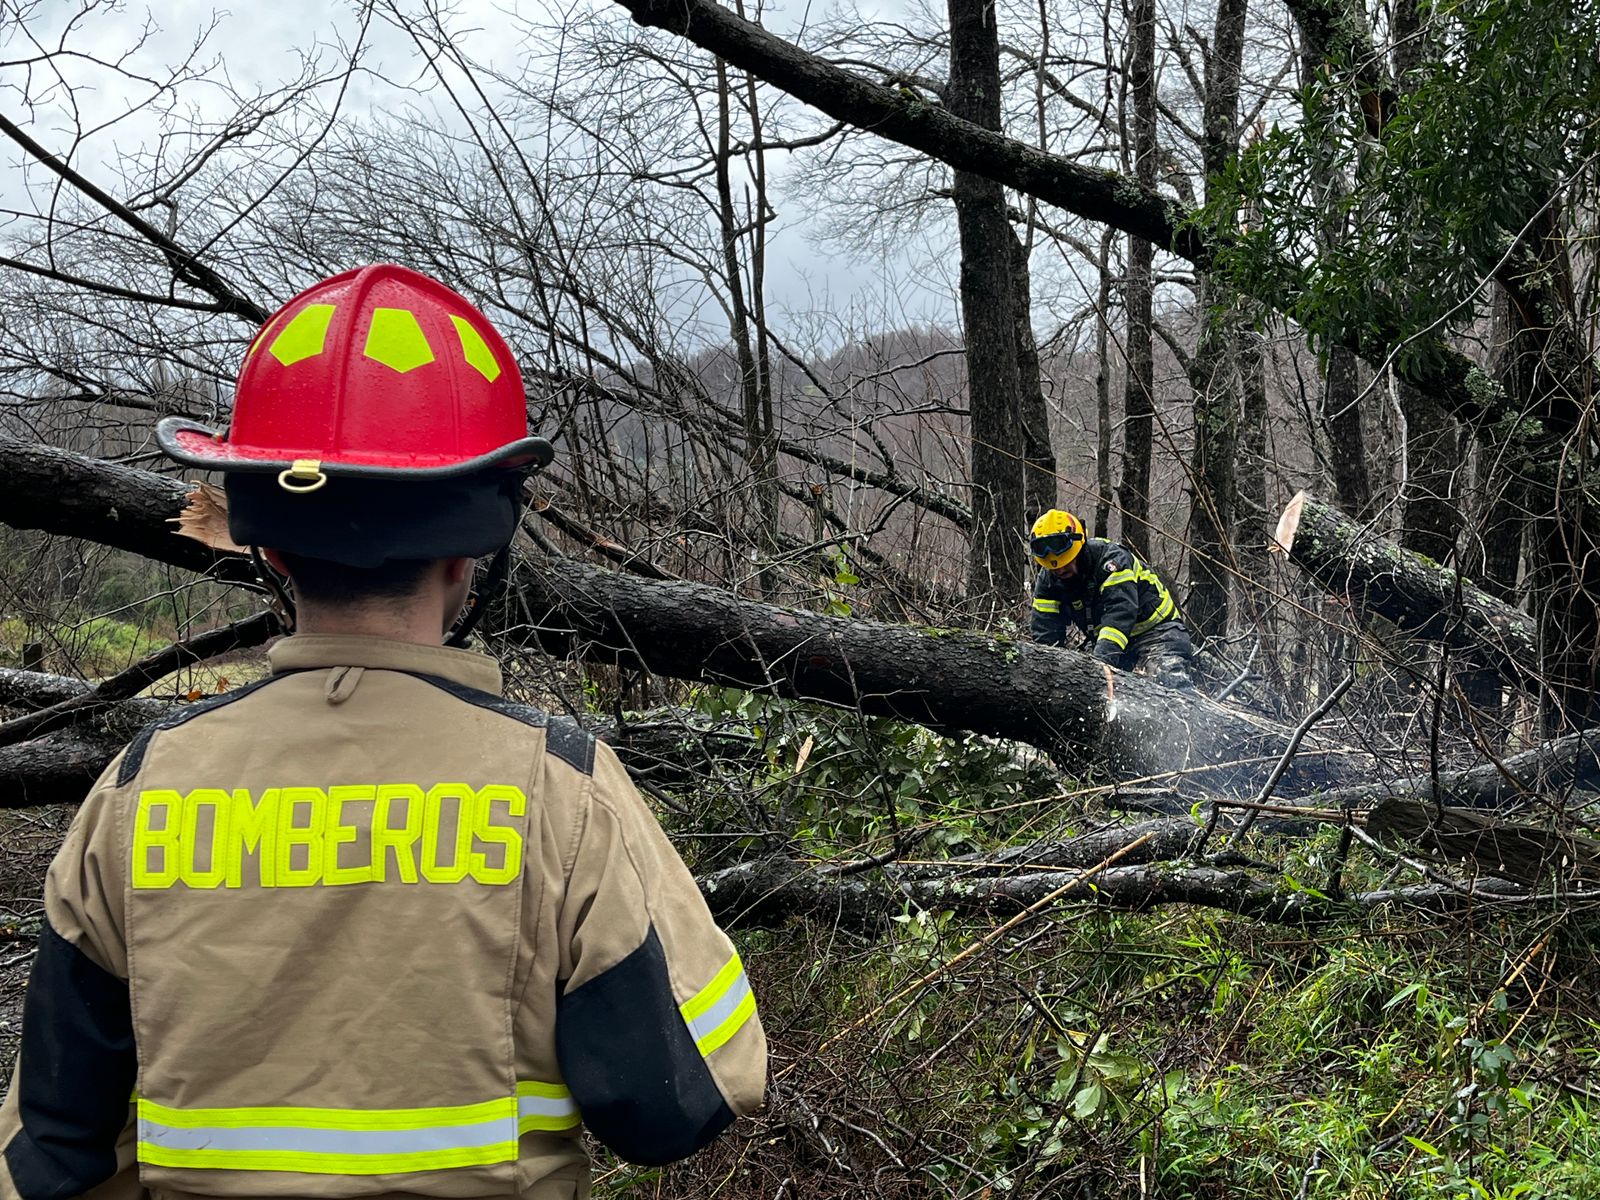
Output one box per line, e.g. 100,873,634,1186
0,635,766,1200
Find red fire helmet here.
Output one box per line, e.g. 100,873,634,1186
158,264,553,485
156,266,554,568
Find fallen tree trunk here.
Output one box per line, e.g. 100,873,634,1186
1368,798,1600,886
1308,730,1600,816
699,856,1557,930
1274,491,1539,688
0,734,121,808
0,435,1372,792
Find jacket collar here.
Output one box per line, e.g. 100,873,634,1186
267,634,503,696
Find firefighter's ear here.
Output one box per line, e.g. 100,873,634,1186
260,548,291,576
443,556,474,586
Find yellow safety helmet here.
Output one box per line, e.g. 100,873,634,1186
1031,509,1086,569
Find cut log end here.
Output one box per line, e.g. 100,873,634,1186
1272,490,1308,556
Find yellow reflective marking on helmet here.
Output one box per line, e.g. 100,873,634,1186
267,304,336,367
1097,626,1130,650
363,308,436,373
1033,598,1061,613
451,315,502,382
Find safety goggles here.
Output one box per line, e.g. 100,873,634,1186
1031,530,1082,558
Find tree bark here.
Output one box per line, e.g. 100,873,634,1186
0,436,1374,791
1305,728,1600,815
1275,491,1539,687
1010,230,1057,523
948,0,1026,612
1118,0,1157,556
1185,0,1250,639
1397,380,1462,563
700,856,1541,930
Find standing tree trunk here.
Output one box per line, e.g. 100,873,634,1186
713,57,779,594
1493,204,1597,725
1011,230,1057,522
1235,325,1270,624
1094,228,1117,538
1186,0,1250,641
948,0,1026,614
1117,0,1157,557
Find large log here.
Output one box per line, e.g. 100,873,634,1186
699,856,1543,930
1310,730,1600,815
0,435,1372,792
1274,491,1539,687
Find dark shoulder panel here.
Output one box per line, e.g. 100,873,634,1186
546,717,596,776
117,674,288,786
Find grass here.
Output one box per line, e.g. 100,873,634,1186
597,901,1600,1199
589,695,1600,1199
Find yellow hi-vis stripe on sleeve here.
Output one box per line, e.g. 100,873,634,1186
1033,598,1061,613
1131,592,1178,636
1097,626,1130,650
1102,568,1136,588
681,951,757,1057
136,1084,573,1174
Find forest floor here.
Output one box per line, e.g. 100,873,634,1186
2,661,1598,1198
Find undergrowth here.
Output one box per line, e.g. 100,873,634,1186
592,692,1600,1199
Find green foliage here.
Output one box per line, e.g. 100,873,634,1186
1202,0,1600,374
684,687,1051,857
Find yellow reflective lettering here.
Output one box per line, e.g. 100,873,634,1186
276,787,327,887
133,790,184,890
420,783,473,884
471,785,526,886
226,788,279,888
372,784,423,884
323,785,375,886
178,788,231,889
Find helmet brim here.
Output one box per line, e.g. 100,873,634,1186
157,416,555,478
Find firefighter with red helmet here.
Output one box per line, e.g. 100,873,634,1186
0,266,766,1199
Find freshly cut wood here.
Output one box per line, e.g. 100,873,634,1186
0,435,1373,792
1274,491,1538,686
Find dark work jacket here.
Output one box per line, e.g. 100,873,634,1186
1030,539,1181,663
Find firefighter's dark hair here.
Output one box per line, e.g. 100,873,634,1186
274,552,437,607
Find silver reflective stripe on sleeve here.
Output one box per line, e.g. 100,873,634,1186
517,1081,580,1133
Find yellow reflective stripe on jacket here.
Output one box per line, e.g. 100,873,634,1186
1101,569,1136,589
516,1080,580,1134
138,1083,575,1174
1097,626,1130,650
1132,591,1177,636
1033,598,1061,614
681,951,757,1057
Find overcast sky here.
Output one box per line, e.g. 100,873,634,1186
3,0,959,340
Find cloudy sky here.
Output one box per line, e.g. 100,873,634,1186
3,0,960,340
